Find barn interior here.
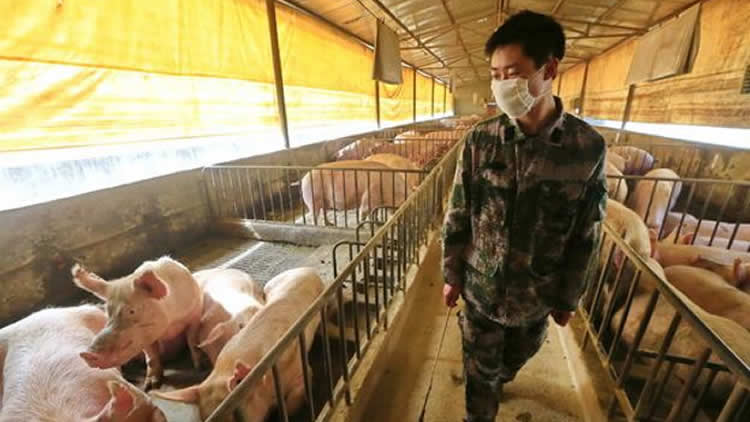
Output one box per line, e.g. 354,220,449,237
2,0,750,421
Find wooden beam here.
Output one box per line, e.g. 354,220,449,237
579,60,590,117
615,84,635,143
551,0,566,15
265,0,290,148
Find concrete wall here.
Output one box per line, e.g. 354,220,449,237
0,122,433,326
454,80,492,116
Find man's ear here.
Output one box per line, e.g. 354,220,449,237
545,57,560,80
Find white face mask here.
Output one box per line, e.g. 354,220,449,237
491,65,551,118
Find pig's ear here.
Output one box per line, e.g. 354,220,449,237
103,380,136,418
227,360,252,391
734,259,747,283
150,385,201,403
134,271,169,299
71,264,110,300
678,232,695,245
197,323,228,350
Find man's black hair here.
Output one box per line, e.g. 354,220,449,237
484,10,566,68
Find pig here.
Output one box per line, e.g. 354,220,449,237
365,153,422,190
670,231,750,252
71,256,203,390
153,268,324,421
0,305,166,422
335,138,385,161
689,256,750,292
606,150,626,173
300,160,408,225
663,218,750,244
629,168,682,233
609,145,654,175
605,161,628,203
611,294,741,404
193,268,266,366
651,231,750,269
394,130,422,141
603,199,652,267
663,266,750,330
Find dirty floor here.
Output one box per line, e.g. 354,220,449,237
361,258,604,422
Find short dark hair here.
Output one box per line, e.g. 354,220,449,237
484,10,566,68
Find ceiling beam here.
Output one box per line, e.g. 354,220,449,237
504,8,646,32
368,0,448,70
551,0,566,15
278,0,452,84
439,0,481,80
404,11,496,41
567,33,635,40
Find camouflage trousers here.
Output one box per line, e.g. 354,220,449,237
458,300,549,422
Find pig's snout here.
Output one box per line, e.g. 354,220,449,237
80,351,106,369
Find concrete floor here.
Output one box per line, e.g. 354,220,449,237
360,261,599,422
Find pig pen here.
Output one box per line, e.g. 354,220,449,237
576,161,750,421
164,130,464,421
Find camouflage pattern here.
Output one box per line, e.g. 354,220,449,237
442,97,607,326
458,296,548,422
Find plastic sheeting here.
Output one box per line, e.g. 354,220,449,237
380,67,415,126
416,73,433,120
0,0,281,152
276,2,377,145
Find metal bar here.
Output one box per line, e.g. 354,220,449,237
350,245,362,357
614,84,635,144
413,68,417,122
717,383,747,422
320,308,336,407
691,185,716,245
266,0,290,148
375,81,381,129
298,332,316,422
709,184,735,246
632,313,682,418
687,368,718,422
646,361,676,419
666,348,711,422
336,285,352,405
617,289,660,387
271,364,290,422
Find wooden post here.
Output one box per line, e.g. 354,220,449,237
265,0,290,148
413,69,417,122
443,82,447,115
615,84,636,143
579,60,590,117
431,76,436,117
375,81,381,128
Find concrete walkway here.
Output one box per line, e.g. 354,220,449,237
361,259,600,422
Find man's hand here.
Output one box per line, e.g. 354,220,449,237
443,283,462,307
551,310,573,327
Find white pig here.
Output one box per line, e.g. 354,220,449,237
605,161,628,203
71,256,203,390
603,199,652,270
0,305,166,422
193,268,266,366
669,231,750,252
629,168,682,233
606,151,626,173
153,268,324,421
609,145,654,175
301,160,406,225
688,255,750,292
365,153,422,191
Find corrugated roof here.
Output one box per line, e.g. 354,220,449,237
285,0,700,87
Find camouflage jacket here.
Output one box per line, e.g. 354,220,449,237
442,100,607,325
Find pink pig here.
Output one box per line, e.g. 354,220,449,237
0,305,166,422
71,256,203,390
153,267,324,421
193,268,265,366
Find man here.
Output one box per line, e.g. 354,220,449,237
441,10,608,422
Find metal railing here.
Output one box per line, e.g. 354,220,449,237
202,165,429,229
579,221,750,421
202,129,466,422
607,174,750,246
334,130,463,163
